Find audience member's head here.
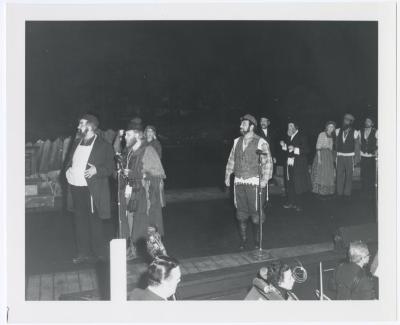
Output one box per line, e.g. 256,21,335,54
348,241,370,267
258,261,295,291
147,255,181,298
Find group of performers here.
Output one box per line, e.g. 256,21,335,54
64,110,377,264
65,114,166,263
225,112,378,250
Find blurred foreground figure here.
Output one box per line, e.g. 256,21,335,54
333,241,376,300
225,114,273,250
245,261,298,300
129,255,181,300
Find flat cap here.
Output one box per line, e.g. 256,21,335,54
240,114,257,127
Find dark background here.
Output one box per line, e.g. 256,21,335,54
26,21,378,188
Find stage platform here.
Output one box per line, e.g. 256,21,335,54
26,241,345,300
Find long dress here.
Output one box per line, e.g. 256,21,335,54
311,132,335,195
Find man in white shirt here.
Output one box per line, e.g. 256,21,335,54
65,114,115,264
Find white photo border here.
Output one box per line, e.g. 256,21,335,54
6,1,397,323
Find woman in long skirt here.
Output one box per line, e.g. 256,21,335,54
311,121,336,197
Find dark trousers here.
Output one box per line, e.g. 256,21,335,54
361,156,376,196
336,156,354,196
70,185,106,258
287,166,300,207
234,184,265,224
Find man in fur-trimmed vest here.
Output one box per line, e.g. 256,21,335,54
360,117,378,197
225,114,273,250
335,113,361,200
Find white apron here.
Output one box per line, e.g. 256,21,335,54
66,135,97,187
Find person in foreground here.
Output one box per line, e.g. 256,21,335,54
246,261,298,300
129,255,181,300
225,114,273,250
65,114,115,264
333,241,376,300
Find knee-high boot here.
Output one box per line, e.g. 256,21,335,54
239,221,247,250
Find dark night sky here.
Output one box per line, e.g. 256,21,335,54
26,21,377,142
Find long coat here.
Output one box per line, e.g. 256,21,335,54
283,131,311,194
65,135,115,220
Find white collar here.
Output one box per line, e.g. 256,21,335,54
290,130,298,140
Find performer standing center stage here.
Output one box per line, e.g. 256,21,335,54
119,123,166,257
225,114,273,250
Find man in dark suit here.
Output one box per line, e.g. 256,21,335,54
279,119,311,212
65,114,115,264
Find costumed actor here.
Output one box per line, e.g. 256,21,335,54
119,122,166,258
225,114,273,250
65,114,115,264
279,119,311,212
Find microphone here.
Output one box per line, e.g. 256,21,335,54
255,149,268,156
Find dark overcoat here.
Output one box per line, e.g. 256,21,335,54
283,131,311,194
65,135,115,219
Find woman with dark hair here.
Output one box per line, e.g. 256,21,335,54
311,121,336,198
246,261,298,300
128,255,181,300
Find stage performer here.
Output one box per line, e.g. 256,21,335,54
65,114,115,264
280,119,311,212
144,125,162,159
120,123,166,257
225,114,273,250
335,113,360,201
311,121,336,198
360,116,378,198
258,116,277,185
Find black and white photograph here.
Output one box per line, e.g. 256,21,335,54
4,1,398,323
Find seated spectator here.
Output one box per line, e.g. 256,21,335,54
128,255,181,300
247,261,298,300
333,241,376,300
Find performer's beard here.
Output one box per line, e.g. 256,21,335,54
76,127,88,139
240,127,250,136
342,123,351,130
287,129,293,137
126,138,137,148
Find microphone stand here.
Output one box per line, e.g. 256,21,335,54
116,157,123,239
251,152,274,261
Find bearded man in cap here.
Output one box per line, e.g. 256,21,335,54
225,114,273,250
279,119,311,212
65,114,115,264
119,122,166,257
360,116,378,198
335,113,361,200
